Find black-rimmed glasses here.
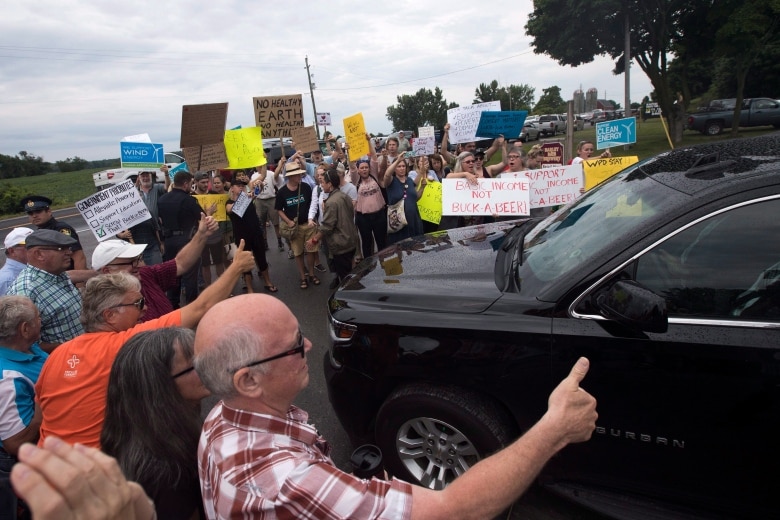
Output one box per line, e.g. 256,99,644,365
228,329,305,373
111,297,145,311
172,366,195,379
108,257,141,268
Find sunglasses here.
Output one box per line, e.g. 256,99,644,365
462,159,475,164
172,365,195,379
228,329,305,373
108,257,141,268
111,296,145,311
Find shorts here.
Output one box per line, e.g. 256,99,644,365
289,224,318,257
255,197,279,226
201,240,225,266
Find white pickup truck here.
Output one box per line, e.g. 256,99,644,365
92,152,185,191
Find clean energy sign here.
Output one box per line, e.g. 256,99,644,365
120,142,165,168
596,117,637,149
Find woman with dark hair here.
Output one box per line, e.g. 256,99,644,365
348,136,388,261
101,328,207,520
383,154,424,244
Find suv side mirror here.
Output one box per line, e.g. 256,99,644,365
596,280,668,333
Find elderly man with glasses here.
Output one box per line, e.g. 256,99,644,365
7,230,84,352
194,295,597,519
91,214,220,322
35,241,256,449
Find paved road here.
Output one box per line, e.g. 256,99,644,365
0,210,606,520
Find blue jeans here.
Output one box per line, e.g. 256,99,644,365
0,450,17,520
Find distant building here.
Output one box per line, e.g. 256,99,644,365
596,99,615,111
573,89,585,113
585,88,598,112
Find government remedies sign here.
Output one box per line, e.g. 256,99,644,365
76,180,151,241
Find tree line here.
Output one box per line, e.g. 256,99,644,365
0,152,119,179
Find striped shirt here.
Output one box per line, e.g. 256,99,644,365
8,265,83,344
199,402,413,519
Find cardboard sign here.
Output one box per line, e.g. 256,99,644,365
412,136,435,157
539,142,564,166
76,179,151,241
224,127,267,169
180,103,228,148
418,126,435,138
194,193,229,221
475,111,528,139
316,112,331,125
518,164,583,208
182,143,229,172
343,113,369,158
120,142,164,168
446,101,501,144
442,178,530,216
229,190,251,218
253,94,304,138
583,155,639,190
417,181,442,224
291,125,320,153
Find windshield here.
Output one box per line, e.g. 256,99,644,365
518,162,685,290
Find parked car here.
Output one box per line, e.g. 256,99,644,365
519,123,541,142
537,114,566,136
686,97,780,135
325,134,780,519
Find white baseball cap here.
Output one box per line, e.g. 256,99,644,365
3,227,34,249
92,239,147,270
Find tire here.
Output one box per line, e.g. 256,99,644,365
375,383,517,490
705,121,723,136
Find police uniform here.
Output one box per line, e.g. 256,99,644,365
22,195,84,269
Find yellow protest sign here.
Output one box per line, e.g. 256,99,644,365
583,156,639,190
417,181,442,224
343,113,369,158
224,127,267,169
193,194,229,221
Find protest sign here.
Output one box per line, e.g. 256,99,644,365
229,190,251,218
418,126,435,138
168,162,189,182
316,112,331,125
519,164,583,208
417,181,442,224
122,133,152,143
253,94,304,138
194,193,229,221
583,155,639,190
596,117,637,149
412,136,435,157
446,101,501,144
180,103,228,148
343,113,369,158
182,143,229,172
224,127,266,169
539,142,564,166
291,125,320,153
76,179,151,241
475,111,528,139
120,142,165,168
442,177,530,216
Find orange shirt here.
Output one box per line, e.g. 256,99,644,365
35,310,182,448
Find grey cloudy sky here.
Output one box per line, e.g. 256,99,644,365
1,0,653,163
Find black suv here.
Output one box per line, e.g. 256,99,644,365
325,135,780,519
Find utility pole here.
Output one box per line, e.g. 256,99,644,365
624,11,631,151
305,56,320,140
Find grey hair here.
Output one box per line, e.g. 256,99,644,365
194,326,271,398
0,296,36,342
81,272,142,332
454,151,475,173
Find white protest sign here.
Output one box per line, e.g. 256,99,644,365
76,179,151,241
412,136,435,156
446,101,501,144
511,164,583,208
121,133,152,143
418,126,435,138
230,190,251,218
442,177,530,216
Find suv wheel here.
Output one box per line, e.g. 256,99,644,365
375,383,517,490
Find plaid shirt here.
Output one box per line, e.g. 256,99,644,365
199,403,413,519
8,265,83,344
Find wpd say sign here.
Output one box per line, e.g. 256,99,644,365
596,117,637,149
120,142,165,168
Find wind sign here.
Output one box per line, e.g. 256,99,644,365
596,117,637,149
120,142,165,168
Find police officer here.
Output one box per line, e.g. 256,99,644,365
21,195,86,270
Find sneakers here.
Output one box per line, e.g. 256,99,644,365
314,263,326,273
287,250,294,260
278,241,285,252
